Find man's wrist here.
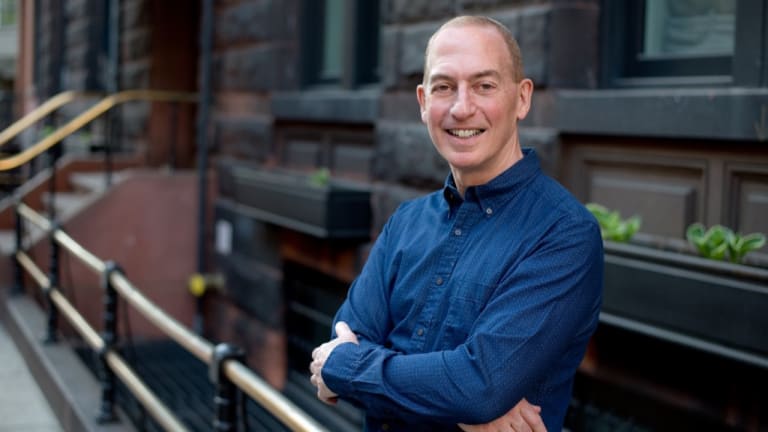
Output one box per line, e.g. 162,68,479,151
321,340,360,398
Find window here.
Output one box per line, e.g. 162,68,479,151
601,0,767,87
302,0,380,88
0,0,16,28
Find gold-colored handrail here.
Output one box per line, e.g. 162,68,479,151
0,89,198,172
14,247,189,431
0,91,88,150
15,203,329,432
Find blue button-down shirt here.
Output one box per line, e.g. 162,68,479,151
322,149,603,431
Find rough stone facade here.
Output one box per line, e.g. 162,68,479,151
22,1,768,427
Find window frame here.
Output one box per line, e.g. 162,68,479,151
300,0,380,89
600,0,768,88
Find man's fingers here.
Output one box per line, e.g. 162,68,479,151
510,418,533,432
519,402,546,432
335,321,353,338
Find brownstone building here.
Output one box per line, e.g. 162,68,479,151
9,0,768,430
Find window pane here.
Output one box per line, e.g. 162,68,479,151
0,0,16,28
642,0,735,59
320,0,343,81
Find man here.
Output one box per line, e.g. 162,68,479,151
310,16,603,431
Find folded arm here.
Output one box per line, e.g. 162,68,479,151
320,219,602,425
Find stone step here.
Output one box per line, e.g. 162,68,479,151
68,172,114,194
42,191,95,222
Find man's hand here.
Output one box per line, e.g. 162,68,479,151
458,398,546,432
309,321,359,405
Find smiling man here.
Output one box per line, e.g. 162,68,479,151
310,16,603,432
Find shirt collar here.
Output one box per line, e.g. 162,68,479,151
442,148,541,212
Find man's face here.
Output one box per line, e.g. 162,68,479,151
417,24,532,185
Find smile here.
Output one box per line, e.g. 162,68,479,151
446,129,485,138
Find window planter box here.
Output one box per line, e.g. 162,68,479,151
601,241,768,369
217,159,371,240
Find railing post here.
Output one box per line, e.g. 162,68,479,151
97,261,122,423
44,221,60,344
12,203,24,295
210,343,246,432
104,110,114,188
47,143,61,221
169,102,178,171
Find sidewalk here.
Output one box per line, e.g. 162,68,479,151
0,321,63,431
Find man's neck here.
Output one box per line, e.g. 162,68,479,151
452,148,524,198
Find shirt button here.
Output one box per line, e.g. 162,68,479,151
486,207,493,215
454,228,462,236
436,276,443,285
417,328,424,336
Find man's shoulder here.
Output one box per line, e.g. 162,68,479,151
393,189,444,214
529,173,596,225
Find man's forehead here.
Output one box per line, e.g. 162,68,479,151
428,69,503,82
426,25,513,79
429,25,509,58
431,24,502,48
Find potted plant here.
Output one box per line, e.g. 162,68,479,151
587,203,768,368
216,157,372,240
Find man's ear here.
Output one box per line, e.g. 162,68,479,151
416,84,428,124
516,78,534,121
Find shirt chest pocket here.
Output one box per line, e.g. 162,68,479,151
440,279,496,349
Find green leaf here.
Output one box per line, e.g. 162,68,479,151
710,240,729,261
741,232,767,252
308,167,331,187
586,203,641,242
728,232,767,263
686,223,706,243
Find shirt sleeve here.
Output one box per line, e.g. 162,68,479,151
331,212,398,345
322,216,604,425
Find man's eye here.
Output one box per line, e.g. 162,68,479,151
432,84,452,93
477,82,496,92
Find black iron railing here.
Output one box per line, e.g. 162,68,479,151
3,90,328,431
13,202,328,432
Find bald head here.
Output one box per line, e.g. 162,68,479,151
423,16,524,84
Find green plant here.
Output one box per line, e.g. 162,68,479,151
586,203,641,242
308,167,331,187
686,223,766,263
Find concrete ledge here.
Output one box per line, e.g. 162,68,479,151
271,89,380,124
555,87,768,141
0,291,135,432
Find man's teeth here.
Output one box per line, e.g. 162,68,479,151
448,129,483,138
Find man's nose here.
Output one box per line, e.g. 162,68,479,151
450,87,476,119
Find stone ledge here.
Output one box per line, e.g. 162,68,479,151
272,89,380,124
555,88,768,141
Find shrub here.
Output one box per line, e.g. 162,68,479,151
586,203,641,242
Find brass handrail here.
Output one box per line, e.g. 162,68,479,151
15,203,328,432
110,273,214,363
14,247,188,431
225,361,329,432
0,90,198,172
0,91,88,150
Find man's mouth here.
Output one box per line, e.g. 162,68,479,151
446,129,485,138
